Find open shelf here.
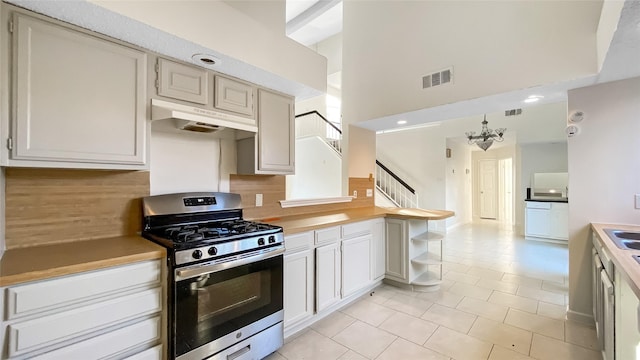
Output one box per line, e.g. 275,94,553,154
410,252,442,266
411,270,442,286
411,231,444,242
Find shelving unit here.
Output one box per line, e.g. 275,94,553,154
409,220,444,291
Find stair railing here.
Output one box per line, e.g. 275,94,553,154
295,111,342,154
295,110,419,208
376,160,419,208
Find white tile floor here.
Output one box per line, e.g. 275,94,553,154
268,222,602,360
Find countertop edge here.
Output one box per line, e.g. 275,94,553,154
0,236,166,287
271,207,454,235
592,223,640,299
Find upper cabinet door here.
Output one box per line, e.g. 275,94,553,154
257,89,294,174
11,13,147,168
157,58,208,105
214,75,255,117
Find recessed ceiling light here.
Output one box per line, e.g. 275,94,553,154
524,95,544,103
192,54,221,68
397,120,407,125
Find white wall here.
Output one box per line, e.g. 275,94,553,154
376,103,567,219
286,136,341,199
567,76,640,320
377,127,447,212
517,142,568,234
342,1,601,124
445,139,472,229
150,129,236,195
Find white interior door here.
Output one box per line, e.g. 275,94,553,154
479,159,497,219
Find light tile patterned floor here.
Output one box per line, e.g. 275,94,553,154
267,222,602,360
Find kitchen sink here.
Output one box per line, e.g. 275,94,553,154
611,231,640,241
604,228,640,250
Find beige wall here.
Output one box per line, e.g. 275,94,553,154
347,125,376,179
342,1,601,123
224,0,286,35
87,0,326,93
567,77,640,320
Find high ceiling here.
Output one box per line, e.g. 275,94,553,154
287,0,640,132
286,0,343,46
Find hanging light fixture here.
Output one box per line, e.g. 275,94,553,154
465,115,506,151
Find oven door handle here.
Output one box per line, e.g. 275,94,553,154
175,247,284,281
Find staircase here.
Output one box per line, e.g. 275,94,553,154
295,111,419,208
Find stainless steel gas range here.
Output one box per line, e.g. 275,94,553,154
142,192,284,360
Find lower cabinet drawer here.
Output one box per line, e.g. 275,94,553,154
7,287,162,357
342,220,372,239
123,344,163,360
30,317,161,360
6,260,161,320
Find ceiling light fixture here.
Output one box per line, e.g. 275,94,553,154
524,95,544,103
192,54,221,68
465,115,506,151
397,120,407,125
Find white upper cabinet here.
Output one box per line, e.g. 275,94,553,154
157,58,208,104
214,75,255,117
7,12,148,169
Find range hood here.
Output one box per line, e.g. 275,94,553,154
151,99,258,134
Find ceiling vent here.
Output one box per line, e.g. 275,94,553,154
422,67,453,89
505,108,523,116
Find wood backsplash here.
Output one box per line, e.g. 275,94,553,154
230,175,375,220
4,168,150,249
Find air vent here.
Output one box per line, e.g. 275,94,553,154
422,67,453,89
505,109,523,116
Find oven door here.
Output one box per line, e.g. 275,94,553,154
173,248,284,359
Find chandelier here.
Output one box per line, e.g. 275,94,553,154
465,115,506,151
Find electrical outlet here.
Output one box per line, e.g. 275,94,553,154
256,193,263,207
353,190,357,198
366,188,373,197
635,194,640,209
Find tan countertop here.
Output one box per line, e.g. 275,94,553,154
0,236,165,287
0,206,453,287
592,223,640,299
264,206,455,235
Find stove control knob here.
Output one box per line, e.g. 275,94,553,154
208,247,218,256
192,250,203,259
268,236,276,243
258,238,265,246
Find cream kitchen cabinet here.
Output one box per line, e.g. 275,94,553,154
156,58,208,105
315,242,341,313
525,201,568,241
371,218,386,281
153,58,255,120
283,231,314,329
385,218,444,291
236,89,294,175
4,11,148,169
284,219,384,338
0,259,164,360
314,226,341,313
214,75,255,117
385,218,408,282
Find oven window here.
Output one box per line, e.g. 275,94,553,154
174,255,283,357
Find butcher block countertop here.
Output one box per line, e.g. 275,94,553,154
0,236,165,287
265,206,455,235
592,223,640,299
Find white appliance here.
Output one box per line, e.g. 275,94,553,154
593,234,615,360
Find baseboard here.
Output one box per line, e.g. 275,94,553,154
525,236,568,245
567,309,594,325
